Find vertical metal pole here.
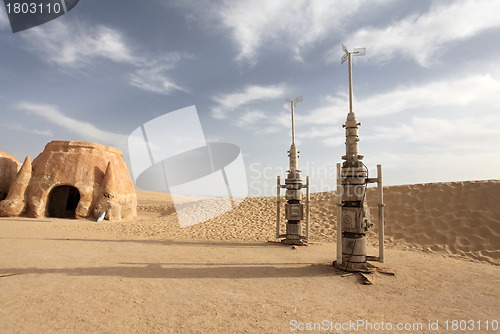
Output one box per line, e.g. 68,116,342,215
290,101,295,144
348,53,353,113
305,176,310,240
377,164,385,263
276,176,281,238
336,163,343,265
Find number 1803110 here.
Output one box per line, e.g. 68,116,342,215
5,2,62,14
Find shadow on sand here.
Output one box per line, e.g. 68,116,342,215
0,262,337,279
42,237,300,248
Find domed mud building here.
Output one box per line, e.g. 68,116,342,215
0,141,137,220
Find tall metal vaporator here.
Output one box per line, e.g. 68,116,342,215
276,97,310,245
334,45,385,272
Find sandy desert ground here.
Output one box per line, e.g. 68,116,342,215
0,180,499,333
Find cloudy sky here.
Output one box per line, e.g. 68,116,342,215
1,0,499,196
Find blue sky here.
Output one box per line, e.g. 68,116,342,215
1,0,499,196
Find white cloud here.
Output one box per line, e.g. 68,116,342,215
300,126,342,140
302,74,500,127
340,0,500,67
367,114,500,152
0,6,9,31
233,110,267,128
232,109,291,135
20,19,188,95
256,126,282,135
284,73,500,150
358,74,500,116
300,97,347,126
223,74,500,146
17,102,127,147
1,123,53,137
211,84,286,119
178,0,390,64
23,21,137,68
257,110,292,135
129,66,184,95
129,53,190,95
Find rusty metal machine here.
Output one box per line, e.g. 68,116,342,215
276,97,310,245
334,45,385,271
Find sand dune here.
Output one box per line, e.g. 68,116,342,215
1,180,499,333
366,180,500,264
45,180,500,265
133,180,500,265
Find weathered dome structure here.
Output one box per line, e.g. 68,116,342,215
0,152,21,201
0,141,137,220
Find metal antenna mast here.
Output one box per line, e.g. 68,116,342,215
276,96,309,245
285,96,303,145
335,44,385,273
341,44,365,113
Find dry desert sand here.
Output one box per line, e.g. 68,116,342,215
1,180,499,333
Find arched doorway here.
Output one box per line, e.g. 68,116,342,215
47,185,81,218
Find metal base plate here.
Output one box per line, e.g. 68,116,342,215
332,260,376,273
281,238,307,246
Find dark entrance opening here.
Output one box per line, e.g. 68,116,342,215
47,185,81,218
